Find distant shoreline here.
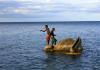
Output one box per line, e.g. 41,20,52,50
0,21,100,24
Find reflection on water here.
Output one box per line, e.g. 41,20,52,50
0,22,100,70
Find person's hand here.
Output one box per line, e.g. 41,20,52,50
40,30,42,31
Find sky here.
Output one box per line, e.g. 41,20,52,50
0,0,100,22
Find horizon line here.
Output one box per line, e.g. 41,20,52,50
0,21,100,23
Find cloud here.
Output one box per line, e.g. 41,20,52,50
0,0,100,21
4,0,100,12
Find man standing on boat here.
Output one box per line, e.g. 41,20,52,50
50,28,57,48
40,25,51,45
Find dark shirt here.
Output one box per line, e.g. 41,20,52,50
50,31,55,37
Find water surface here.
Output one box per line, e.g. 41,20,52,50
0,22,100,70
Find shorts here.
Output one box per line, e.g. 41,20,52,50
51,37,57,45
46,34,51,41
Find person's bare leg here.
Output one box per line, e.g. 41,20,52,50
48,40,50,45
46,40,48,45
46,40,49,45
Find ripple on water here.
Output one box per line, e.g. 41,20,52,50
0,23,100,70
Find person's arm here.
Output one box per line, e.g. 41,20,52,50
40,28,46,32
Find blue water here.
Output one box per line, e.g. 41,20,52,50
0,22,100,70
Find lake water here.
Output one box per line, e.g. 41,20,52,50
0,22,100,70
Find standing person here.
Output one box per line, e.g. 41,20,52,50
40,25,51,45
50,28,57,48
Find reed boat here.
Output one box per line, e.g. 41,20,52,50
44,37,83,55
